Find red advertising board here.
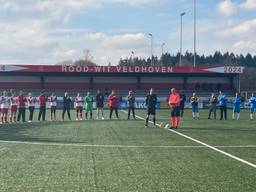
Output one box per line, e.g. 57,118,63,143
0,65,244,74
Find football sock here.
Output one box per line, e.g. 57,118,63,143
176,117,181,127
171,118,175,127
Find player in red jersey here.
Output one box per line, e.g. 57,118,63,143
17,91,27,123
38,91,47,121
75,93,84,121
108,90,119,119
0,91,9,124
49,93,57,121
168,88,181,129
10,92,18,123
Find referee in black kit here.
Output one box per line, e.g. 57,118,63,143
145,88,158,128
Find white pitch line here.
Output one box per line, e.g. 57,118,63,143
121,110,256,169
0,139,256,149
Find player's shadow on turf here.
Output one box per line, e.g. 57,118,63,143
0,121,79,143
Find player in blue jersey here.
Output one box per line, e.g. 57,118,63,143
232,92,242,120
249,93,256,120
218,91,228,120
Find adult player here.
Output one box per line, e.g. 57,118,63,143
208,93,218,119
17,91,27,123
27,93,37,123
168,88,181,129
84,92,93,120
38,91,47,121
180,93,186,118
62,92,72,121
96,90,105,120
190,92,199,119
218,91,228,120
49,93,57,121
249,92,256,120
0,91,9,124
10,92,18,123
232,92,242,120
75,92,84,121
127,90,136,120
145,88,157,128
108,90,119,120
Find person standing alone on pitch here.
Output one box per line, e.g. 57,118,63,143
127,91,136,120
27,93,36,123
96,90,105,120
62,92,72,121
218,91,228,120
208,93,218,119
84,92,93,120
190,92,199,119
38,91,47,121
169,88,181,129
17,91,27,123
108,90,119,120
232,92,242,120
145,88,157,128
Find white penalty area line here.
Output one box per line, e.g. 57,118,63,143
121,110,256,169
0,140,256,149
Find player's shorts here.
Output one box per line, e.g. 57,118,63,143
76,106,83,112
1,108,8,113
147,107,156,115
10,105,17,113
233,106,241,113
250,108,256,113
171,106,181,117
192,105,199,113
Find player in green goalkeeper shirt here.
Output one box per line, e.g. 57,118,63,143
84,92,93,120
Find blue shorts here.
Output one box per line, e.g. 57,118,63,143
250,108,256,113
192,105,199,113
233,106,241,113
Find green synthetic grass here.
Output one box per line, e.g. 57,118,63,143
0,109,255,192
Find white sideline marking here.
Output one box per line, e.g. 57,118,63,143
0,139,256,149
121,110,256,169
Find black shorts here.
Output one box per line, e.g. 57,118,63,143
147,107,156,115
171,106,181,117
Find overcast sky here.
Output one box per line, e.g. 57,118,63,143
0,0,255,65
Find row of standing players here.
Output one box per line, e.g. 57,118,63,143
1,89,256,128
0,90,122,124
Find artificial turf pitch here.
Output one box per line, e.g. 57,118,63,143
0,109,255,192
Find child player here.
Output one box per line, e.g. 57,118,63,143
249,92,256,120
190,92,199,119
84,92,93,120
0,91,9,124
168,88,181,129
75,92,84,121
10,92,18,123
232,92,242,120
49,93,57,121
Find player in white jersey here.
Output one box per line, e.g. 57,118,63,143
0,91,9,124
27,93,37,123
10,92,18,123
49,93,57,121
75,93,84,120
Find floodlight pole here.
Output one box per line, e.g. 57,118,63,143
180,12,186,67
193,0,197,67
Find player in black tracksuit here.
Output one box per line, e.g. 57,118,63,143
145,88,157,128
